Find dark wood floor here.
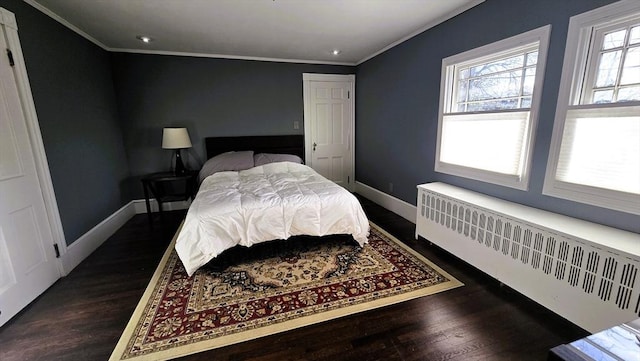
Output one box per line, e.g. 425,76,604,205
0,195,588,361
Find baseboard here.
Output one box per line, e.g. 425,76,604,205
58,198,190,275
57,190,401,276
132,199,191,214
355,182,417,224
59,201,137,275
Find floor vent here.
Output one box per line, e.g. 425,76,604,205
416,182,640,332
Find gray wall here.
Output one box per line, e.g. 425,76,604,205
0,0,129,244
4,0,636,245
111,53,353,198
355,0,639,233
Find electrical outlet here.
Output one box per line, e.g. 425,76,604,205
293,121,300,130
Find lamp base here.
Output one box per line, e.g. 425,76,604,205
174,149,187,175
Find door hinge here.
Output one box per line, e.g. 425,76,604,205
347,91,350,99
53,243,60,258
6,49,14,67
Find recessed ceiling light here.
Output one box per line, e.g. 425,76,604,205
136,35,153,43
332,49,341,56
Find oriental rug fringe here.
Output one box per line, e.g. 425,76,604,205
109,222,462,361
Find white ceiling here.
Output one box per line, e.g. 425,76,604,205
26,0,483,65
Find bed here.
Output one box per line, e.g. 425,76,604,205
175,135,370,276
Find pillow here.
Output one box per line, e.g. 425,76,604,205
254,153,303,166
198,151,254,182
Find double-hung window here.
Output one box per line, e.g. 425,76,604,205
543,1,640,214
435,26,551,190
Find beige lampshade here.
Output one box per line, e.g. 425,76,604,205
162,127,192,149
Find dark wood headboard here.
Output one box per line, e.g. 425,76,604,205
205,135,305,161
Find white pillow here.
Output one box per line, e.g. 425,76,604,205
254,153,303,166
198,151,254,183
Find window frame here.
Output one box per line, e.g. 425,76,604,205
449,44,540,113
581,18,640,104
435,25,551,190
543,0,640,215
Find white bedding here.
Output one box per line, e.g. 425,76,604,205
175,162,370,276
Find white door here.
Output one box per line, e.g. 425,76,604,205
303,74,355,191
0,18,60,327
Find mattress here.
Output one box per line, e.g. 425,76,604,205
175,162,370,276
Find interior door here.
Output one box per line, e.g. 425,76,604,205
303,74,355,190
0,21,60,327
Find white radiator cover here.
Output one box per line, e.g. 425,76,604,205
416,182,640,333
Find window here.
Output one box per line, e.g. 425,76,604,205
435,26,551,190
543,0,640,215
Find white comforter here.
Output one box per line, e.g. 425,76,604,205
175,162,370,276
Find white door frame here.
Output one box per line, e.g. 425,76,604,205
302,73,355,191
0,8,66,274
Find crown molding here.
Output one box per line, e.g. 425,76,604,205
356,0,485,65
23,0,355,66
110,48,357,66
24,0,483,67
23,0,108,50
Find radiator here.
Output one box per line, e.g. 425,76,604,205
416,182,640,333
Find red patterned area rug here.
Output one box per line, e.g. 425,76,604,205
109,222,462,361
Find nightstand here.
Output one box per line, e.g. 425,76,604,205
141,170,198,223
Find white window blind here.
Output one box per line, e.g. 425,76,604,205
556,106,640,194
440,111,529,177
435,25,551,190
543,0,640,214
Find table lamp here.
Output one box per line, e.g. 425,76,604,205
162,127,192,175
